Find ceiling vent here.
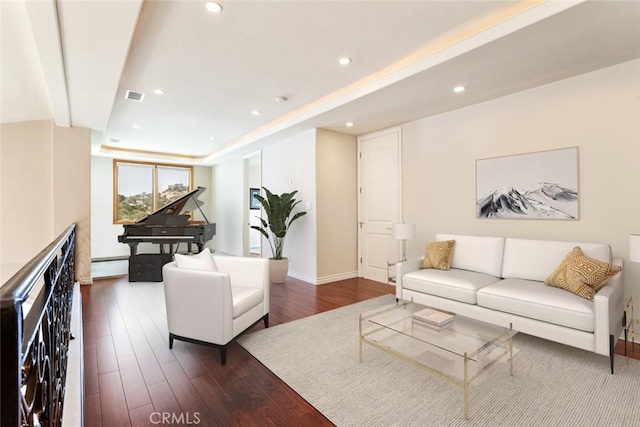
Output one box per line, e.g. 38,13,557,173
109,138,120,143
125,90,145,102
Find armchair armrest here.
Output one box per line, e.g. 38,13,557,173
213,256,269,314
593,257,624,356
395,259,422,299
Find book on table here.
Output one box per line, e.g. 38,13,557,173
412,317,454,331
411,307,455,327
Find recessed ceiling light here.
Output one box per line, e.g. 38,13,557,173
338,57,351,65
453,85,466,93
205,2,223,13
132,124,141,129
275,96,289,103
209,136,216,140
153,89,165,95
252,110,261,116
346,122,354,127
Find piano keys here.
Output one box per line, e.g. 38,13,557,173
117,186,216,281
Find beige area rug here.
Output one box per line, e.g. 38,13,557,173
238,295,640,426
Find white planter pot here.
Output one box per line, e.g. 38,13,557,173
269,258,289,284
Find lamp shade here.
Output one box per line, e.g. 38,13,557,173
392,222,416,240
630,234,640,262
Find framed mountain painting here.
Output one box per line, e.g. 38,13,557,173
476,147,579,220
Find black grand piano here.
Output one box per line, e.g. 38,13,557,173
118,186,216,282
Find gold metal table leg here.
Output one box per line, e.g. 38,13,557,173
509,323,514,376
358,314,363,363
464,352,469,420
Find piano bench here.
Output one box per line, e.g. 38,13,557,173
129,254,173,282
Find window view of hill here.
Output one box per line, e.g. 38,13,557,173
118,183,189,221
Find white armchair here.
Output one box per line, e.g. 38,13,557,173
162,255,270,364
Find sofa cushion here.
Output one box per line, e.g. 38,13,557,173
420,240,455,270
501,238,611,282
435,234,505,277
545,246,622,300
403,268,501,304
477,278,594,332
231,286,264,318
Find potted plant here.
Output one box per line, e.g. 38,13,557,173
251,187,307,283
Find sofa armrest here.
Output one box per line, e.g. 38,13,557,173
593,257,624,355
395,259,422,299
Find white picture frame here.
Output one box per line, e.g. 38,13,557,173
476,147,579,220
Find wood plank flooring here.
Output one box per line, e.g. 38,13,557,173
82,275,394,426
82,275,640,426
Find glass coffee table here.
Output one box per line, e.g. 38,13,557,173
359,299,516,419
624,294,639,355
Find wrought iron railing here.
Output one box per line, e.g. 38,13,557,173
1,224,77,426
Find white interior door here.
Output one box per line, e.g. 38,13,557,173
358,128,401,283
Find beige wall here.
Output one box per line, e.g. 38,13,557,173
1,120,53,266
0,120,91,284
401,59,640,296
52,125,91,283
316,129,358,281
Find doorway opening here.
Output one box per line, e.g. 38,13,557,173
245,152,262,257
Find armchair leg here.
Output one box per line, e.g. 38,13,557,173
263,313,269,328
220,347,227,365
169,335,174,349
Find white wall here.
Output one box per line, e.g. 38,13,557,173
212,158,244,256
262,129,317,280
193,166,212,224
90,156,124,258
401,59,640,297
90,156,214,259
316,129,358,281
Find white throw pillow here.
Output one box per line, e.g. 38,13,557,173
174,248,217,271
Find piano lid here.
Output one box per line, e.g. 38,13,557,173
135,186,206,224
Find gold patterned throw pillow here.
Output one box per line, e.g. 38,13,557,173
420,240,455,271
544,246,621,300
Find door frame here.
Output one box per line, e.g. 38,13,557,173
243,151,262,257
357,126,403,279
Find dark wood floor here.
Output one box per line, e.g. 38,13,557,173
82,275,640,427
82,275,395,427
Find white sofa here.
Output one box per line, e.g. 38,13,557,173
396,234,625,373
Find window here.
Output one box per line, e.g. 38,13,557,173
113,160,193,223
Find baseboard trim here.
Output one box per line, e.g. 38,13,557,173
287,270,359,286
315,271,359,285
91,256,128,262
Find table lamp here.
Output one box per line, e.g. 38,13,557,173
392,222,416,262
